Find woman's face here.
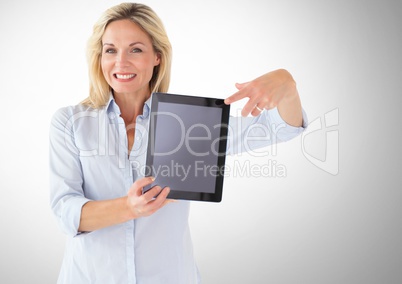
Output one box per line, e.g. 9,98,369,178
101,19,160,97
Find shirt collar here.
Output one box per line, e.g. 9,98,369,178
142,95,151,118
106,92,152,119
106,94,118,115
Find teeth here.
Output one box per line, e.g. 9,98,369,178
116,74,135,79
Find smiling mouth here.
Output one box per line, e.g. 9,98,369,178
114,73,136,80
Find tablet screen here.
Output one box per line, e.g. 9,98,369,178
144,93,230,202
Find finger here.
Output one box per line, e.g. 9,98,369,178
146,187,171,213
129,176,155,196
134,176,155,188
250,104,264,117
235,81,249,90
142,185,163,203
265,100,277,110
154,187,171,204
241,96,262,116
224,87,248,105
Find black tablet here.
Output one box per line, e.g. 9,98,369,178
143,92,230,202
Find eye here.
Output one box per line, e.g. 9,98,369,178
131,48,142,53
104,48,116,54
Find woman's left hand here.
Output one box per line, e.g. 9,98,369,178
224,69,303,127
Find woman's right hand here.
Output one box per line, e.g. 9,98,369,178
78,177,172,233
126,176,173,218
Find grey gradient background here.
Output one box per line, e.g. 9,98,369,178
1,0,401,283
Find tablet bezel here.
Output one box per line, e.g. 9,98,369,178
143,92,230,202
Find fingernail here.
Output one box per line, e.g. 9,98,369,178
150,176,155,181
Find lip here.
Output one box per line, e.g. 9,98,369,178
113,73,136,81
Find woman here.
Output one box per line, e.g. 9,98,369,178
49,3,306,284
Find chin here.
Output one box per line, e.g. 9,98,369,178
112,86,137,94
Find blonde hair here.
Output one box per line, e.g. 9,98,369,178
81,3,172,108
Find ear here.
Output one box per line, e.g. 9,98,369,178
154,52,161,66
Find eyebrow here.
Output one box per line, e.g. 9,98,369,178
102,42,145,47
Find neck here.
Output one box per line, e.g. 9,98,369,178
114,89,150,124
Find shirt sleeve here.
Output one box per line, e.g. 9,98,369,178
49,106,91,237
227,107,308,155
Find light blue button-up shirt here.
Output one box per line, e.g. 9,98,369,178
49,94,307,284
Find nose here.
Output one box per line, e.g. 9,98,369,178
115,52,129,67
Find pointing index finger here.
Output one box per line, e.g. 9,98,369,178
225,88,248,105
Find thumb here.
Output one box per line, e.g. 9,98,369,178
235,81,249,90
127,186,139,198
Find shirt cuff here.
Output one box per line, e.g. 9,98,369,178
266,107,308,142
61,197,91,237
